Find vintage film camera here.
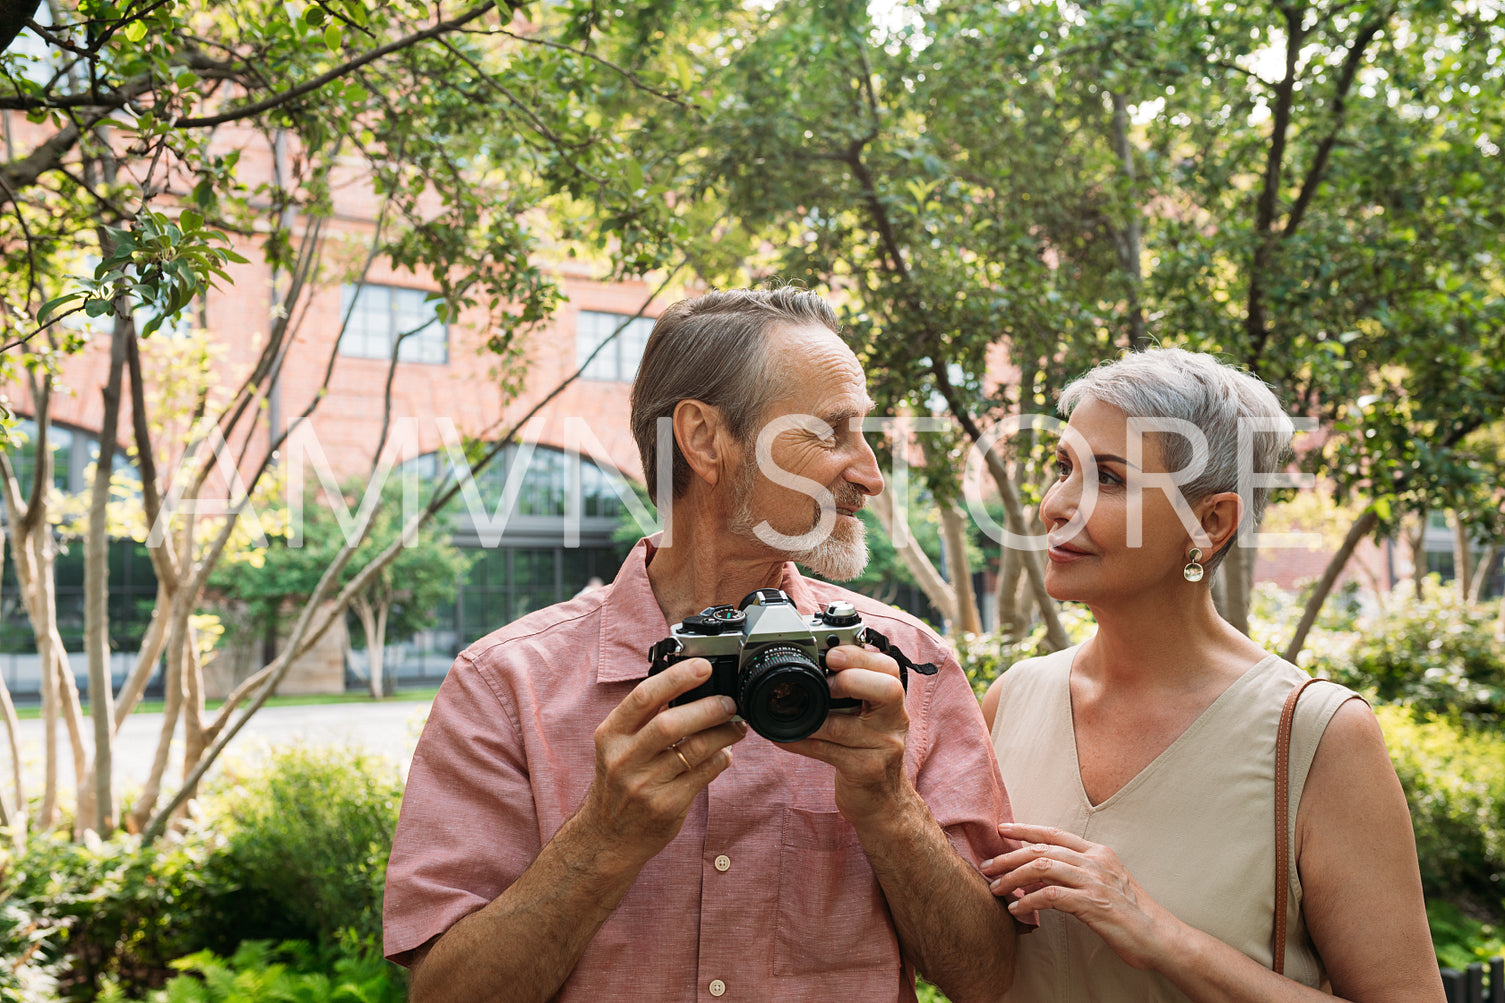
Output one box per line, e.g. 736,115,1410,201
647,588,937,743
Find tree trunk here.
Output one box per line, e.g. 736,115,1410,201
0,497,24,837
129,517,198,833
37,587,56,831
1407,509,1428,600
1452,512,1473,602
80,303,130,835
0,672,23,840
1221,539,1253,636
868,485,959,629
176,621,207,814
939,503,983,635
995,543,1026,640
112,588,168,727
1108,90,1148,352
927,370,1069,650
1470,544,1499,604
372,603,388,700
1284,508,1379,663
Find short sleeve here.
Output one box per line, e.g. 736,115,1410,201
382,652,542,965
911,650,1014,871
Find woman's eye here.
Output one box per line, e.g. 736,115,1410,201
1054,459,1071,478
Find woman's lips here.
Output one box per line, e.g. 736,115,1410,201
1047,539,1092,563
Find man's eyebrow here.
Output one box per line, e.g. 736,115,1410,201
824,403,873,426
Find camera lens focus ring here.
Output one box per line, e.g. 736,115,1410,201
738,644,830,743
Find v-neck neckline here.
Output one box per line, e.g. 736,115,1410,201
1063,647,1279,811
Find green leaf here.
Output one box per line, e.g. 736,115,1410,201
325,24,342,51
37,292,84,323
123,19,148,42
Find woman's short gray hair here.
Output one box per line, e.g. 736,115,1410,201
630,287,839,503
1057,347,1293,575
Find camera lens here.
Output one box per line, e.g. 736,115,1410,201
738,644,828,743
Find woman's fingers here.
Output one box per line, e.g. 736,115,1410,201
999,821,1095,853
986,844,1092,897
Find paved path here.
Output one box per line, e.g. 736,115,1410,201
8,700,433,800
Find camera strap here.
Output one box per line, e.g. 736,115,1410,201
864,629,938,691
647,639,677,676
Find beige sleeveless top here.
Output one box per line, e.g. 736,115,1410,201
990,645,1360,1001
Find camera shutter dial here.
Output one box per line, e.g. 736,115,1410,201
820,601,860,627
681,606,746,634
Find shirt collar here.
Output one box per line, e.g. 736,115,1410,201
594,534,817,685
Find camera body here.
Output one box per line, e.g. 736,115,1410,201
647,588,867,743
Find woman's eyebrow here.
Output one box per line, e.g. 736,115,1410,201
1093,453,1140,470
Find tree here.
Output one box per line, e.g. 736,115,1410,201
0,0,702,840
210,482,475,700
622,0,1504,653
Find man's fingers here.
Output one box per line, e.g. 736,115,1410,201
606,658,715,733
825,665,906,707
824,644,900,678
639,694,740,752
663,720,748,774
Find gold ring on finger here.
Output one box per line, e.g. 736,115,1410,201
671,743,692,773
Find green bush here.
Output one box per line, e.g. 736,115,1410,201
106,937,405,1003
1377,705,1505,921
952,605,1097,695
0,826,224,1001
198,746,403,952
1428,900,1505,971
0,894,63,1002
1309,579,1505,724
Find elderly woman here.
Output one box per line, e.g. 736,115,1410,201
981,349,1443,1001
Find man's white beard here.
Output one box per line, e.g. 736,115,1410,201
788,515,869,581
728,464,870,581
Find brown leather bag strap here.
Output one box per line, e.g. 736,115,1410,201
1274,676,1323,976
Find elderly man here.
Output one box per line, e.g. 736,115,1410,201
383,287,1022,1002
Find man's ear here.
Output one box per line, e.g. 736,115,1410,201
1197,491,1245,559
673,399,732,489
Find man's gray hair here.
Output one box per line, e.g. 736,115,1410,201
630,287,839,503
1057,347,1292,574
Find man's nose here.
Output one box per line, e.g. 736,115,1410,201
848,428,884,497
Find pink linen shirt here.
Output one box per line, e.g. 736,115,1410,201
383,536,1015,1002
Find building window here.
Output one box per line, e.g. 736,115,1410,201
339,284,448,364
576,310,653,382
1,418,138,498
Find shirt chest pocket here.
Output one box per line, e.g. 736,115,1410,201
774,807,901,977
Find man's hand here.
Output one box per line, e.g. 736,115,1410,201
777,644,910,825
576,657,748,868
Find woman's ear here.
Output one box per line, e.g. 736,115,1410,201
673,399,730,489
1197,491,1245,559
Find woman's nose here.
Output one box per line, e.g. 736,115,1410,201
1040,475,1075,527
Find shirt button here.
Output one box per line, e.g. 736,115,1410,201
714,854,731,872
709,979,727,997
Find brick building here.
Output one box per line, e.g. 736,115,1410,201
1,115,679,697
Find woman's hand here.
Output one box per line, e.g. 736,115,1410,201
982,821,1181,971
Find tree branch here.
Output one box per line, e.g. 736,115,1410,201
171,1,498,128
1282,9,1390,238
